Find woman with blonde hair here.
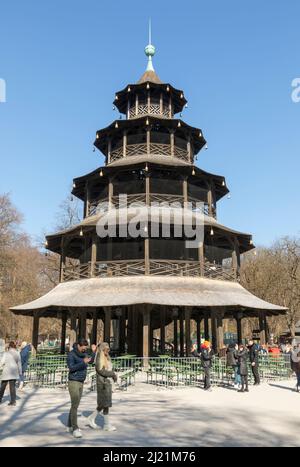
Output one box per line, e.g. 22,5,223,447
87,342,117,431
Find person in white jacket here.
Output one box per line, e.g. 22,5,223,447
0,341,22,406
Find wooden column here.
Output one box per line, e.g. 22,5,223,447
170,130,175,157
32,314,40,354
183,177,188,203
146,127,151,155
159,92,163,113
60,313,67,354
135,94,138,116
147,90,151,113
122,130,127,158
207,183,213,217
104,308,111,344
90,235,97,277
198,241,204,276
179,308,184,357
79,311,87,339
84,181,90,218
160,307,166,354
145,174,150,206
185,307,191,356
187,134,192,162
91,310,98,345
108,178,113,208
196,317,202,351
204,311,210,341
169,95,172,118
119,308,126,354
211,311,217,353
216,314,224,350
259,312,266,345
59,237,66,283
69,310,77,349
143,306,151,359
107,138,112,164
236,314,243,344
173,317,178,357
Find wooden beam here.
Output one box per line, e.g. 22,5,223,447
69,310,77,349
179,308,184,357
79,311,87,339
32,314,40,355
196,317,202,351
91,309,98,345
160,307,166,354
104,308,111,344
173,317,178,357
236,315,243,344
60,313,67,354
204,311,210,341
184,307,191,356
143,305,151,359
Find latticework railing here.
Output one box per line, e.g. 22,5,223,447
109,143,189,163
129,104,170,119
88,193,210,216
62,260,236,282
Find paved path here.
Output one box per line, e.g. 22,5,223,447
0,380,299,447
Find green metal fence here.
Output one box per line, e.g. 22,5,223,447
1,353,293,390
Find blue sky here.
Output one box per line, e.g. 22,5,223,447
0,0,299,246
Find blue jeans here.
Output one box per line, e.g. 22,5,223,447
234,366,241,385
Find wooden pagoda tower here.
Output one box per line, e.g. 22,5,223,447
11,35,286,355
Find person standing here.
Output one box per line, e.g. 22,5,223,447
237,344,249,393
0,341,22,406
67,339,96,438
200,341,214,391
226,343,241,388
291,344,300,392
87,342,118,431
19,342,32,390
248,340,260,386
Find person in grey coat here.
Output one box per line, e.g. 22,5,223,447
87,342,117,431
0,342,22,406
236,344,249,393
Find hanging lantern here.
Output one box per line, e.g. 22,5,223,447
177,121,181,127
146,118,149,125
72,182,76,188
210,228,214,236
79,228,83,237
180,93,184,99
199,131,202,137
99,169,103,177
115,122,119,128
127,86,131,92
166,85,170,92
96,133,99,139
146,83,150,89
192,167,195,175
44,240,48,247
205,144,208,150
250,239,253,245
145,163,149,172
115,94,118,100
222,180,225,186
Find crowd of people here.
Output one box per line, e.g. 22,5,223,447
1,337,300,440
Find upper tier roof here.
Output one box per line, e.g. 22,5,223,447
137,69,163,84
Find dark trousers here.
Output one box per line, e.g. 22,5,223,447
68,381,84,430
241,375,248,390
0,380,17,403
251,364,260,385
203,367,211,389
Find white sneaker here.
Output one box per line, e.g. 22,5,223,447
87,412,99,430
73,429,83,438
103,415,116,431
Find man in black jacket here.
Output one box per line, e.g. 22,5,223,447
191,342,214,391
248,340,260,386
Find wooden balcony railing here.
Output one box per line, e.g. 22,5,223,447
129,104,171,119
88,193,211,217
62,260,237,282
110,143,189,163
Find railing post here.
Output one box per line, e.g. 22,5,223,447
198,241,204,276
